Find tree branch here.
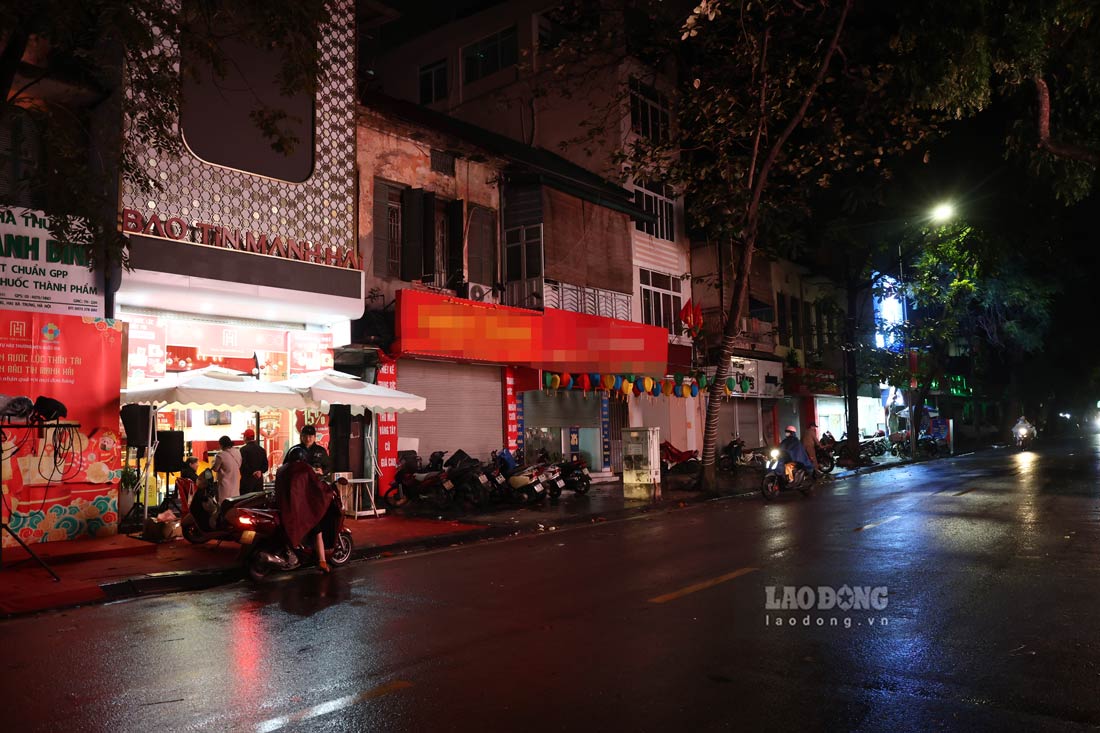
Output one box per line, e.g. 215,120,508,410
1033,75,1100,166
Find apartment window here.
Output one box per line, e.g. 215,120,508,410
777,293,789,346
505,224,543,281
633,180,675,241
790,296,802,348
430,149,455,175
463,26,518,84
467,207,497,286
372,179,404,278
640,268,683,335
629,78,670,143
419,59,448,104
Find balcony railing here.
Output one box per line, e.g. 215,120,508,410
504,278,632,321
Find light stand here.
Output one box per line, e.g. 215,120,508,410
1,422,67,582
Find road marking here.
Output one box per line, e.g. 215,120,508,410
854,515,901,532
648,567,758,604
255,680,413,732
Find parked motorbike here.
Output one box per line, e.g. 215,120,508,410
495,448,559,501
890,431,940,458
761,447,816,501
717,435,766,473
1015,426,1035,450
660,441,699,473
229,478,353,581
383,450,456,508
180,478,273,544
816,431,837,473
551,454,592,495
445,449,492,507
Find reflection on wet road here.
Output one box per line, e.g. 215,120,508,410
5,438,1100,731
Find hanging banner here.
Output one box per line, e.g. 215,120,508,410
122,313,167,382
503,366,518,451
287,331,335,374
0,311,123,547
600,395,611,470
375,355,399,492
0,207,104,316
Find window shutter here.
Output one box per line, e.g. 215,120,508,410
401,188,425,282
372,182,391,278
421,191,437,279
446,199,465,288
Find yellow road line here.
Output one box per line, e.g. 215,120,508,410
854,515,901,532
648,567,758,604
256,680,413,732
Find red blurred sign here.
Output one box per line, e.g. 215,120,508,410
124,313,167,381
376,355,399,491
287,331,334,374
394,290,668,373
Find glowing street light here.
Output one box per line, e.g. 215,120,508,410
930,202,955,223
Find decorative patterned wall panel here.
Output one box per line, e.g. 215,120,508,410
121,0,357,267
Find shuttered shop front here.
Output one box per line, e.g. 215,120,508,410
397,359,503,461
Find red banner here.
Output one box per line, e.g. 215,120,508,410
287,331,334,374
376,355,398,491
503,366,518,451
123,313,166,381
0,311,123,547
394,289,668,374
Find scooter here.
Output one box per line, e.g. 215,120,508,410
228,479,353,581
383,450,455,508
551,454,592,495
180,479,273,544
445,449,491,507
1015,426,1035,450
761,447,816,500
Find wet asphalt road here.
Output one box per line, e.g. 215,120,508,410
5,438,1100,732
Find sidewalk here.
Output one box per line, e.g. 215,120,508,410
0,515,487,616
2,447,969,618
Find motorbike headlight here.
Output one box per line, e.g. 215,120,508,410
770,449,780,459
1016,428,1025,436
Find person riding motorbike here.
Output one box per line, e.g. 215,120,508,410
779,426,815,475
271,445,338,573
283,424,330,475
1013,415,1035,435
802,422,823,473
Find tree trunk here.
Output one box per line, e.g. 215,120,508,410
697,0,852,489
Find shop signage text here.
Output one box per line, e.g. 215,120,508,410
503,367,518,451
121,208,359,270
0,207,103,316
376,357,399,491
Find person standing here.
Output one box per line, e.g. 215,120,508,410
283,424,330,474
239,428,269,494
802,422,823,473
212,435,242,502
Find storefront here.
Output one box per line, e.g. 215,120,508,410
713,357,785,448
385,289,668,477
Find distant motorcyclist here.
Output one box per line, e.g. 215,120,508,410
779,425,814,474
1013,415,1035,435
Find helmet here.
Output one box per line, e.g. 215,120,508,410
785,425,798,434
285,445,308,463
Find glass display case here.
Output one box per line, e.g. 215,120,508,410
622,427,661,501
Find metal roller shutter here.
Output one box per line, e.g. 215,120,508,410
397,359,503,462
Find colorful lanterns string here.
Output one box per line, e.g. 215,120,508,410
550,374,561,389
690,383,700,397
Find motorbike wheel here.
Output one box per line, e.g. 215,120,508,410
246,549,272,582
330,531,353,566
464,480,489,508
818,452,835,474
547,481,562,499
799,484,815,497
572,476,591,495
383,485,409,508
761,474,780,501
718,455,735,474
181,519,206,544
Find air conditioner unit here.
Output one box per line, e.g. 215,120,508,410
467,282,498,304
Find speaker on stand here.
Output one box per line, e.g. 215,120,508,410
154,430,185,514
119,404,157,532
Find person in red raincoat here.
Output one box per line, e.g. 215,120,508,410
274,447,337,572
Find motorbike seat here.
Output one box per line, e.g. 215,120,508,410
413,471,440,481
220,491,267,512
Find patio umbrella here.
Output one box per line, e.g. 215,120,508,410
274,369,427,414
121,366,308,411
895,406,939,419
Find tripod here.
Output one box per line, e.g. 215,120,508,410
1,423,61,582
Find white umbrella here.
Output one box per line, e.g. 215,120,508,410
121,366,308,411
275,369,427,414
896,406,939,419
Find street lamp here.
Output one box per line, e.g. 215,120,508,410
930,202,955,223
901,201,957,458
